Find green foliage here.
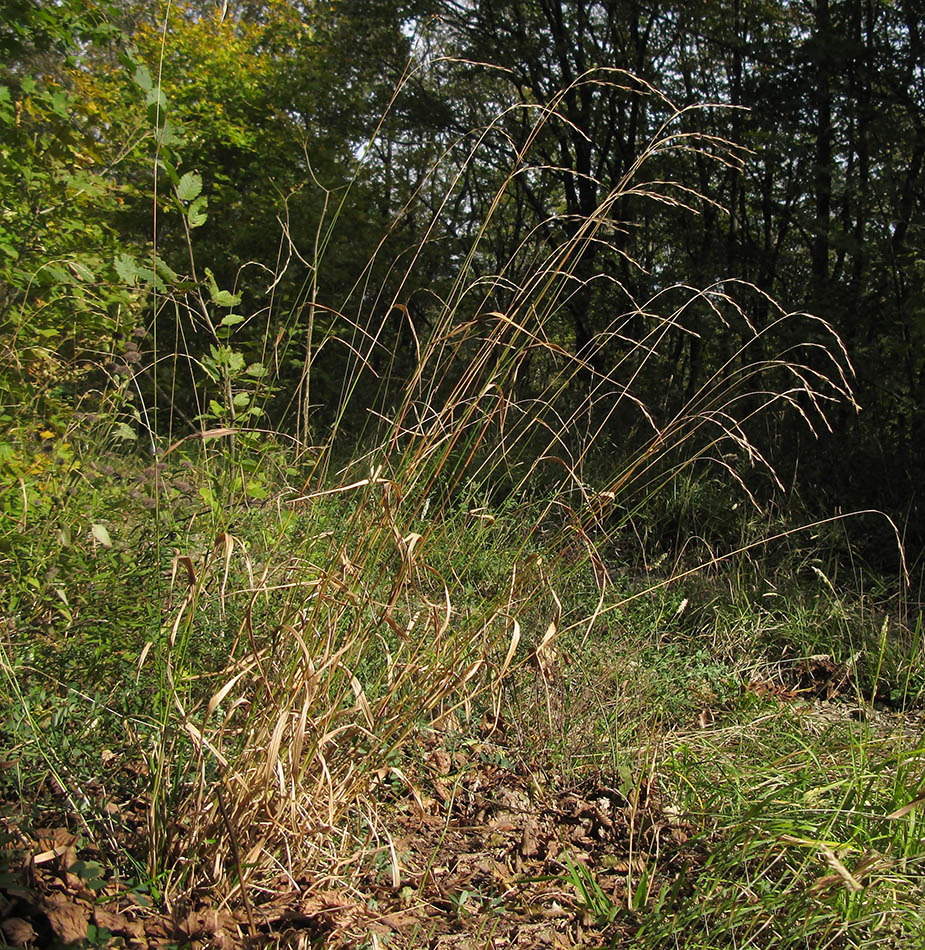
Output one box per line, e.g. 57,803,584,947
0,1,158,447
641,724,925,949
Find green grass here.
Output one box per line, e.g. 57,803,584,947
1,427,922,946
639,720,925,948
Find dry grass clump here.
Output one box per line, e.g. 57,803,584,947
147,72,855,902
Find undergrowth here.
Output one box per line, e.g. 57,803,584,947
1,48,922,950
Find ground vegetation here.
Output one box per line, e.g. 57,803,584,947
1,2,923,947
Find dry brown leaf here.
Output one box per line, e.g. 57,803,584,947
1,917,37,946
520,818,540,859
888,789,925,820
34,827,76,853
377,910,422,931
171,553,196,588
300,890,356,917
43,891,90,944
511,921,560,947
94,906,145,939
698,708,715,729
427,749,452,775
175,909,220,941
143,915,173,940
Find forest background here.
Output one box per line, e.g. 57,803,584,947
3,0,923,559
2,0,925,947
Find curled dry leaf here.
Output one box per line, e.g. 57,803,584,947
697,708,715,729
888,789,925,820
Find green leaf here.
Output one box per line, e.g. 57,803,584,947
50,90,68,116
114,422,137,441
232,391,251,408
246,362,267,377
155,258,179,283
220,313,244,327
157,158,179,187
157,117,182,148
67,261,95,282
145,86,167,110
72,859,105,882
245,479,268,499
199,485,217,513
213,289,239,307
134,65,153,92
114,252,139,285
134,265,159,290
187,196,208,228
176,171,202,202
91,523,112,547
204,267,241,307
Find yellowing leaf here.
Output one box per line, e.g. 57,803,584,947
91,523,112,547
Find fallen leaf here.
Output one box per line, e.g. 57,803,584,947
94,907,144,939
43,891,90,944
175,909,218,940
1,917,37,945
427,749,452,775
520,818,540,859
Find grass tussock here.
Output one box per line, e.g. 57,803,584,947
148,77,855,890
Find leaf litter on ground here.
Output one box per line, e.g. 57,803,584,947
0,718,697,949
